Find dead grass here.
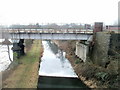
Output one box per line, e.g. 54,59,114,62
53,40,119,89
2,40,43,88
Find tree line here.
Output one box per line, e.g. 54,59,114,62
8,23,93,29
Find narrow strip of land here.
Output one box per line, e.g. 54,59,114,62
3,40,42,88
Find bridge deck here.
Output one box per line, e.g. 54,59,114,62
1,29,93,40
3,28,93,34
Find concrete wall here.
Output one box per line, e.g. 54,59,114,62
92,32,120,67
108,34,120,55
92,32,110,66
75,41,89,62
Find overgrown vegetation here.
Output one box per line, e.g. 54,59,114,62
54,40,119,89
25,39,34,52
75,58,82,64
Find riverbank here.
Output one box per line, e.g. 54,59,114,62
53,40,119,89
2,40,43,88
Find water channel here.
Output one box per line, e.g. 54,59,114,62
38,41,89,88
0,39,13,72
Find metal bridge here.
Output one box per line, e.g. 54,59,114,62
1,28,93,40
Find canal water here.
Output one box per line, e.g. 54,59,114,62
0,39,13,72
39,41,77,77
38,41,89,88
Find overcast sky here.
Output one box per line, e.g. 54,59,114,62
0,0,119,25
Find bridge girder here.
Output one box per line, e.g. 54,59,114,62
7,33,92,40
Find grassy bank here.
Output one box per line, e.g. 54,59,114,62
3,40,43,88
53,40,119,89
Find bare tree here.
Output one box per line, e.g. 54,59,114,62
7,44,12,62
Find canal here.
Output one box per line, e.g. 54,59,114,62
0,39,13,72
38,41,89,89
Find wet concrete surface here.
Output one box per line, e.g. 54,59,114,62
37,76,90,89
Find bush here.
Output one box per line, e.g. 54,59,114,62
75,59,82,64
95,72,109,82
13,52,18,60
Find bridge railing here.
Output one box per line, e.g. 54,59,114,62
5,28,93,34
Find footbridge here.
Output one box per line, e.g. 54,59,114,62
1,28,93,40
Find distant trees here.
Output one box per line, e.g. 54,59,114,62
43,23,59,29
8,23,92,29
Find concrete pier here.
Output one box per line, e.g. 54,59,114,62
18,39,25,55
12,39,25,58
92,32,120,67
75,41,89,62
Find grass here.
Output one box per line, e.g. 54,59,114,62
3,40,42,88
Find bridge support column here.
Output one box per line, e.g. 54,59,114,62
12,39,25,59
18,39,25,56
12,42,21,59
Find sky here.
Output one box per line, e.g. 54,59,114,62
0,0,119,25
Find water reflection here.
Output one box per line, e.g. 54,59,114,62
46,41,58,55
46,41,65,68
39,41,77,77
